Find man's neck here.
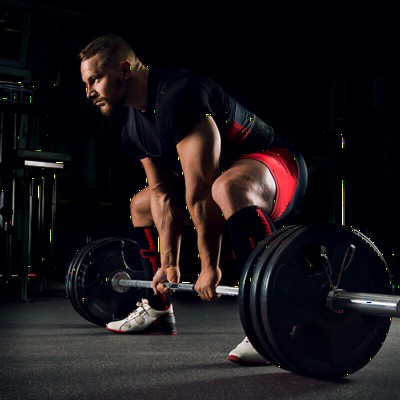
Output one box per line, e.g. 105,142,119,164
127,65,149,111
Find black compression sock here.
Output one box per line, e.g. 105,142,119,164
226,206,275,273
134,226,159,276
133,226,170,309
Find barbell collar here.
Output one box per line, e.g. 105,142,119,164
327,289,400,318
118,279,239,297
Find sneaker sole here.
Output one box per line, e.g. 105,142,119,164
227,354,271,366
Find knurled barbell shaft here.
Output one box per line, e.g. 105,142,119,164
118,278,400,317
118,279,240,296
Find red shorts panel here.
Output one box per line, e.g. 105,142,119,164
238,146,298,221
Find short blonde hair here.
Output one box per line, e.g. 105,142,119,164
79,34,141,70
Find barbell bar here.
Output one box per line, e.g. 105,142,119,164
65,223,396,379
115,279,400,318
117,278,240,296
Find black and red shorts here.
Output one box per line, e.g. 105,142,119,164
238,146,304,222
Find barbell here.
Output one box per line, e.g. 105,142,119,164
113,279,400,317
65,223,397,379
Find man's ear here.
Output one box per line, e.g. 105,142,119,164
122,61,132,78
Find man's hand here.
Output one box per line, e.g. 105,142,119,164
152,265,181,295
194,267,222,301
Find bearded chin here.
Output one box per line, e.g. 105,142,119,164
100,99,124,117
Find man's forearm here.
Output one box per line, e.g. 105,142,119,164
189,198,224,270
151,190,184,268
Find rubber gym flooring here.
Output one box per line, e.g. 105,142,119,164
1,281,399,400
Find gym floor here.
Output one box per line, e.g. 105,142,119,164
1,282,399,400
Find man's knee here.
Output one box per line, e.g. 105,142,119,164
211,174,247,218
211,174,234,207
211,166,276,219
130,188,153,226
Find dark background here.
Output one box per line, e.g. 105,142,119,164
1,0,399,292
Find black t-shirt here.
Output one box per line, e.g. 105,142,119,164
120,68,283,172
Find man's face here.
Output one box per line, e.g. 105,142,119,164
80,54,127,117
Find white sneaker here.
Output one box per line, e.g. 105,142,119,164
228,337,271,366
106,299,177,335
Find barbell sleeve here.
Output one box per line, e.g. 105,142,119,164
118,279,240,297
327,289,400,318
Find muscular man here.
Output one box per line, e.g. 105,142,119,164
79,34,307,365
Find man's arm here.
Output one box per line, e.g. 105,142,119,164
176,115,225,300
141,157,185,288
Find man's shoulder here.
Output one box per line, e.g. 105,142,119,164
151,68,213,89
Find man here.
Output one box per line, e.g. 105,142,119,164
79,34,307,365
